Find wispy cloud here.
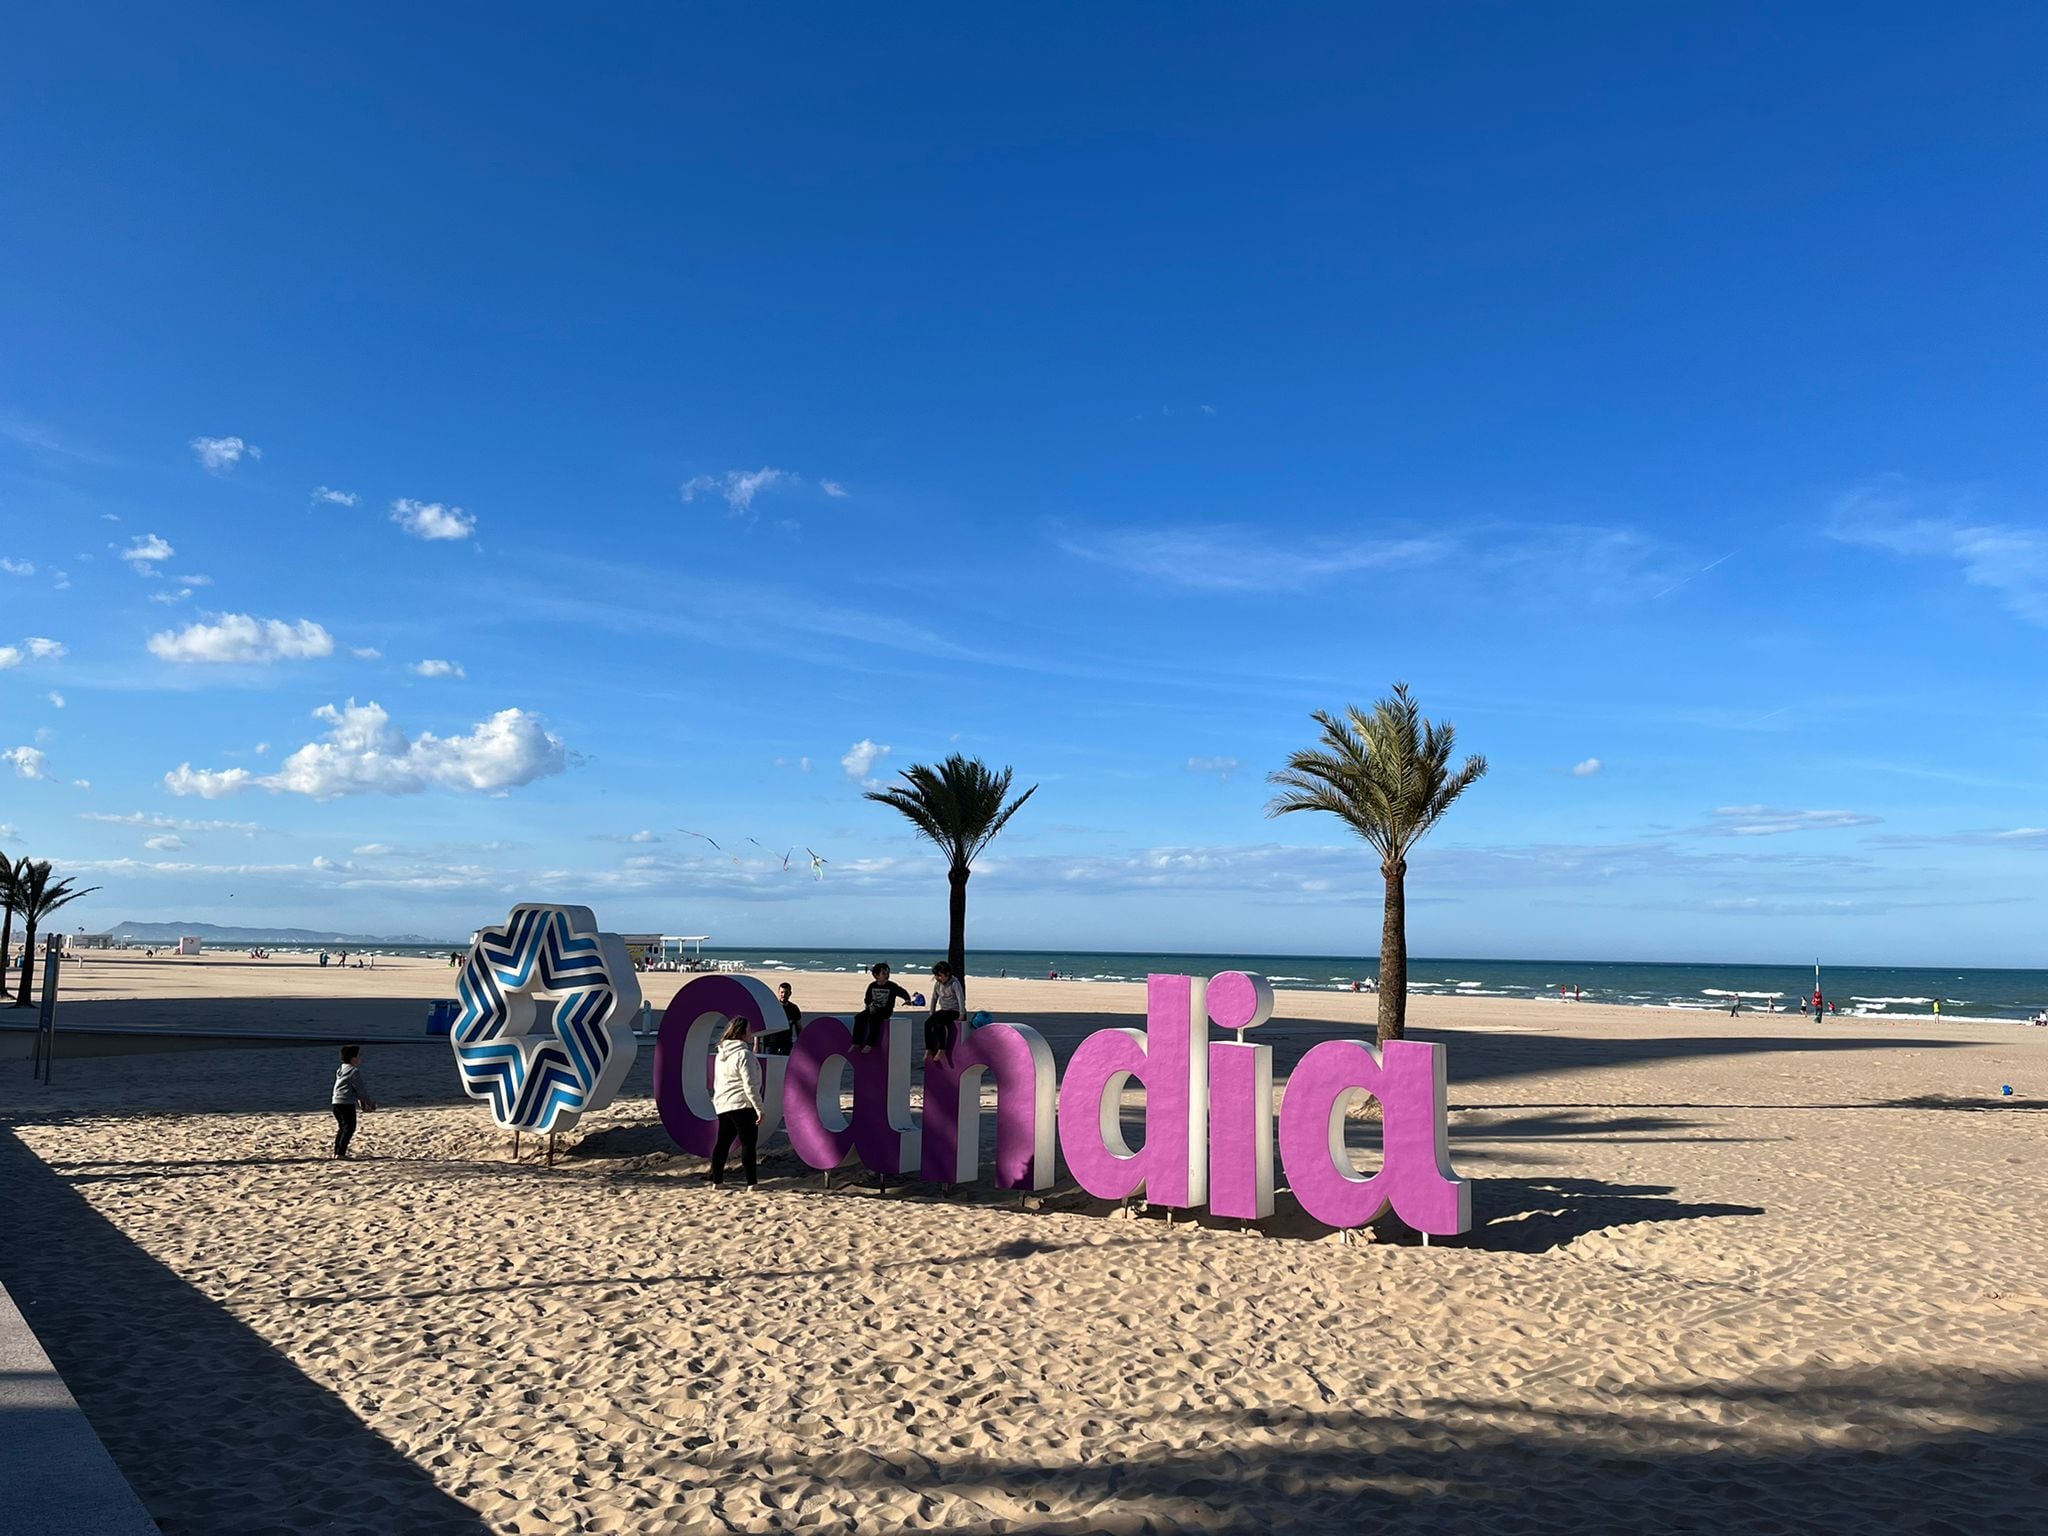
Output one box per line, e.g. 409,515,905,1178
390,498,476,541
1703,805,1881,837
4,745,51,780
412,658,465,679
81,810,263,834
1572,757,1604,777
681,467,797,520
0,556,33,576
312,486,358,507
1057,523,1449,592
819,479,849,498
191,434,260,472
1828,479,2048,626
1187,755,1240,781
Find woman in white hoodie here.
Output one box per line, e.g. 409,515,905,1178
709,1017,764,1189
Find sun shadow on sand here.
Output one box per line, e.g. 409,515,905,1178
766,1365,2048,1533
0,1127,489,1535
1472,1176,1765,1254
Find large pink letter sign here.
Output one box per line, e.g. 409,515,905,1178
1278,1037,1470,1234
1206,971,1276,1219
1057,973,1210,1207
650,965,1472,1236
652,973,787,1156
919,1021,1057,1190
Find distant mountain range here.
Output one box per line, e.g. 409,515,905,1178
103,920,455,946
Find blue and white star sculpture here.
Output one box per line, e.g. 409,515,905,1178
451,903,642,1134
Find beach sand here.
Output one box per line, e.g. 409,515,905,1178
3,953,2046,1532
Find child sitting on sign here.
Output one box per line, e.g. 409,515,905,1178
852,962,913,1053
924,961,965,1067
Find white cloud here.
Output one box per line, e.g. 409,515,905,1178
163,764,256,798
628,829,659,844
1706,805,1881,837
800,755,812,773
681,467,796,519
25,637,64,660
4,746,51,780
0,647,17,669
178,573,213,587
1,557,33,576
820,479,849,498
841,738,891,780
122,533,174,573
1829,481,2048,627
148,614,335,664
1187,755,1240,780
149,588,196,605
412,658,466,679
165,698,567,801
51,570,69,590
81,811,263,833
390,498,476,541
254,741,270,755
47,691,64,709
351,646,382,661
312,486,359,507
1058,524,1449,593
353,843,392,856
144,833,186,851
1572,758,1604,777
72,778,89,790
191,435,260,471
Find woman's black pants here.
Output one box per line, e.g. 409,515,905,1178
712,1109,759,1186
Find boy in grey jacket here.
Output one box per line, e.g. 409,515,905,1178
331,1044,378,1159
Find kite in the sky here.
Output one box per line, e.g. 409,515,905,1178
806,847,828,881
745,837,794,871
679,830,741,864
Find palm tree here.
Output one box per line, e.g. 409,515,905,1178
0,853,19,993
11,861,100,1007
1267,683,1486,1044
864,754,1036,984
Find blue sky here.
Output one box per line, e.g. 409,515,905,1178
3,5,2045,963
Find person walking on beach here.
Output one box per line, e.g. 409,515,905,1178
709,1018,763,1189
925,961,966,1067
852,962,912,1053
331,1044,377,1159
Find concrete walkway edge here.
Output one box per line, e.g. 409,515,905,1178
0,1278,160,1533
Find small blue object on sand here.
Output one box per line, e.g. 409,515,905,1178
2002,1084,2015,1097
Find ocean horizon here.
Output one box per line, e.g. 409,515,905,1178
191,937,2048,1024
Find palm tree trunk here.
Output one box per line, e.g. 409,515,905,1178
0,908,12,996
947,866,969,984
1377,859,1407,1045
14,921,37,1007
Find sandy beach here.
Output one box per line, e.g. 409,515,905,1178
3,952,2046,1533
